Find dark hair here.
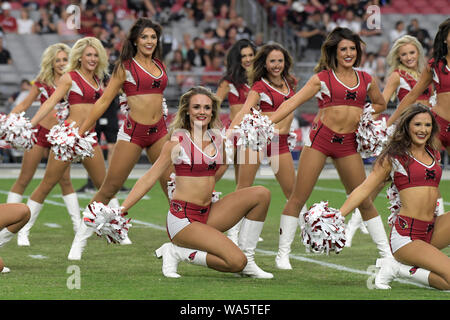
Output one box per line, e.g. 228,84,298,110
113,18,162,76
376,103,439,168
314,27,364,73
431,18,450,74
250,42,297,90
220,38,256,87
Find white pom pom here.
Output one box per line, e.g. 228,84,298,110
119,94,129,115
235,108,275,151
288,130,297,152
55,101,69,123
0,112,37,150
47,122,96,162
386,184,401,226
162,97,168,119
300,201,346,255
167,173,176,200
356,104,389,158
83,202,132,244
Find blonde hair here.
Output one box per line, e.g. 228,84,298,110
386,35,425,80
35,43,71,86
169,86,222,133
66,37,109,80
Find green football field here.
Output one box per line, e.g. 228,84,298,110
0,174,449,302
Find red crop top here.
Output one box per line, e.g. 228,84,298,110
430,58,450,94
226,81,250,106
122,58,168,97
251,78,294,112
67,71,103,105
315,69,372,109
173,130,222,177
35,81,55,104
395,69,432,102
391,147,442,192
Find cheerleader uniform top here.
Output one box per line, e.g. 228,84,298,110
35,81,55,104
122,58,168,97
251,77,295,112
395,69,432,102
315,69,372,109
67,70,103,105
390,147,442,192
430,58,450,94
226,81,250,106
173,130,222,177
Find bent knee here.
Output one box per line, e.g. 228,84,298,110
253,186,271,204
228,253,247,273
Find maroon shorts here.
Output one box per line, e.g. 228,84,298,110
432,111,450,148
390,215,435,253
308,120,358,159
35,125,51,148
117,115,168,149
169,199,211,224
265,134,290,157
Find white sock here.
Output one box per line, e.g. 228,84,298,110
398,263,430,287
174,244,208,267
62,193,81,232
364,215,392,258
0,228,14,247
436,198,445,216
7,192,23,203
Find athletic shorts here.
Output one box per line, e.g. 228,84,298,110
117,114,167,149
166,199,211,241
35,125,51,148
390,215,435,253
307,120,358,159
265,134,290,157
432,111,450,148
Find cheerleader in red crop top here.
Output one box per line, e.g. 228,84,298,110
264,29,391,270
339,104,450,290
7,43,82,246
118,86,273,279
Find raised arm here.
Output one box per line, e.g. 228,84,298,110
339,158,391,217
121,140,176,212
79,69,125,134
215,80,229,106
10,84,40,114
30,73,72,127
269,74,321,124
387,66,433,126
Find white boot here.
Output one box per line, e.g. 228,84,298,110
227,218,243,245
62,193,81,233
375,257,430,289
7,192,23,204
17,199,43,246
0,228,14,248
345,209,368,247
155,242,207,278
238,218,273,279
67,220,95,260
365,216,393,258
275,214,298,270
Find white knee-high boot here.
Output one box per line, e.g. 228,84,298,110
155,242,208,278
67,219,95,260
365,216,392,258
227,217,243,245
17,199,43,246
375,257,430,289
7,192,23,204
238,218,273,279
62,193,81,233
275,214,298,270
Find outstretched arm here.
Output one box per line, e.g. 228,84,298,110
227,89,261,130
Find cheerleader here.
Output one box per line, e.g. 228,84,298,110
7,43,82,244
67,18,173,260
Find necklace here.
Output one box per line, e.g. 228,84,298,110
268,78,284,89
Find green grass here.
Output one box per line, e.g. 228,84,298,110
0,176,449,301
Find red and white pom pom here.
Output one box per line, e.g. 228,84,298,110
300,201,346,255
162,97,168,120
47,122,97,162
356,104,389,158
288,130,297,152
235,108,275,151
0,112,37,150
386,184,401,226
119,94,130,115
83,202,132,244
55,101,69,123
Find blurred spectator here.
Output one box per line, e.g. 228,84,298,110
169,48,185,71
79,4,101,36
0,2,18,33
235,15,253,40
102,9,117,34
0,34,12,64
253,32,264,49
268,0,292,27
407,18,432,55
325,0,344,21
295,10,327,62
187,37,210,68
111,0,132,20
223,25,238,51
198,10,218,31
202,52,225,90
8,79,31,107
389,20,406,43
359,11,382,37
109,22,126,51
214,18,228,43
323,12,338,33
202,27,218,51
57,8,79,36
359,51,378,77
180,33,193,58
17,8,34,34
337,9,361,34
33,7,57,34
176,59,196,92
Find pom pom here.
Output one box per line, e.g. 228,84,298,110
55,101,69,123
234,108,275,151
119,94,129,115
386,184,401,226
288,130,297,152
300,201,346,255
356,104,389,158
162,97,168,120
83,202,132,244
0,112,37,150
47,122,97,162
